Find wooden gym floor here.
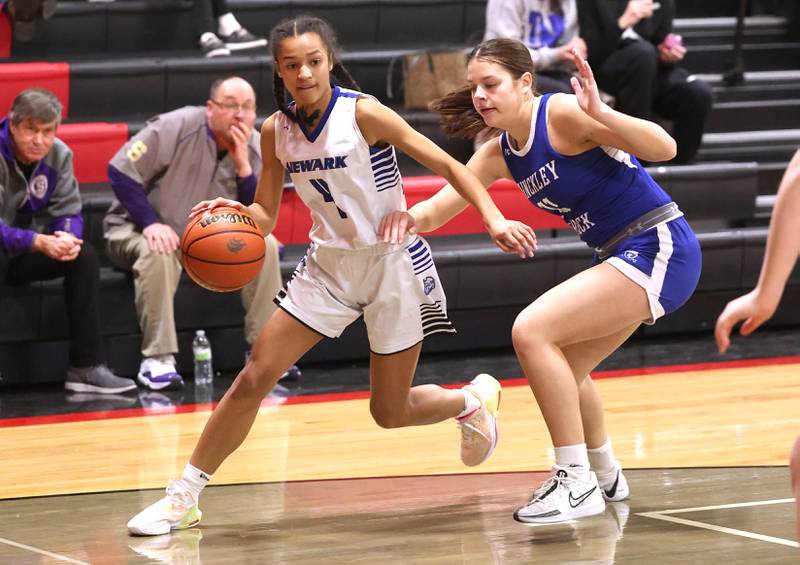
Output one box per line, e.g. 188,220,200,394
2,329,799,563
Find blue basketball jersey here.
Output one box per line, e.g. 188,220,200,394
499,93,676,248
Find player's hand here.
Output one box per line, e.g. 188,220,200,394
189,198,245,220
143,222,180,254
570,49,605,120
379,211,417,244
486,218,537,258
714,290,776,353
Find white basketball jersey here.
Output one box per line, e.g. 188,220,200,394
274,86,405,250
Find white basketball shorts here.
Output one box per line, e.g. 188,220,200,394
274,236,456,354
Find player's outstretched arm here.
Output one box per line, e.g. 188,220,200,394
383,136,517,238
558,49,676,163
358,97,536,258
715,149,800,352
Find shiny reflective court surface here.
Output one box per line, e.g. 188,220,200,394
0,468,796,564
2,352,800,563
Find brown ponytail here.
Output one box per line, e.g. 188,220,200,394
429,85,487,140
430,38,537,139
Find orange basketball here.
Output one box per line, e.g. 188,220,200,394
180,206,266,292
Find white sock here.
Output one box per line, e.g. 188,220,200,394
179,462,212,500
217,13,241,37
587,438,617,476
456,389,481,419
554,443,590,473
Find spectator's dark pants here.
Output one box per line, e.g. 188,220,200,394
595,40,713,164
194,0,230,35
0,243,104,367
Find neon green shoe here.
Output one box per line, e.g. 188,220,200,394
128,481,202,536
458,373,501,466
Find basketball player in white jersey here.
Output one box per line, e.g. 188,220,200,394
382,38,702,523
126,16,537,536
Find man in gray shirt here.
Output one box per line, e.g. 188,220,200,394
105,76,287,391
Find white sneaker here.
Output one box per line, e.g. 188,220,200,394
138,355,184,391
458,373,501,466
128,480,202,536
128,529,202,562
514,465,606,524
595,461,630,502
219,27,268,51
199,32,230,58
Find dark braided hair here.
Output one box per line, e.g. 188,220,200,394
269,15,360,124
548,0,564,15
430,38,538,139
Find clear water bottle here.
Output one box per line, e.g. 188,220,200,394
192,329,213,385
194,377,213,405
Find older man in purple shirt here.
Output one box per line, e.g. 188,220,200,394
0,88,135,393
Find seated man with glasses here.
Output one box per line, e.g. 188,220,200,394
104,76,299,392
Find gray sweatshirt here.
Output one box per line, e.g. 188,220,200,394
0,117,82,255
484,0,579,72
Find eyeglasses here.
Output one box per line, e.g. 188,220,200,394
209,99,257,114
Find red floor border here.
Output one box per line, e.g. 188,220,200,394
2,355,800,429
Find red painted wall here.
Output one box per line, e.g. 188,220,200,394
0,62,70,117
58,122,129,184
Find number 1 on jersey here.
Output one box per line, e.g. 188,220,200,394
309,178,347,219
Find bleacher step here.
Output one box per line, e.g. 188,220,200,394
676,15,788,31
698,129,800,163
707,99,800,132
675,0,748,18
696,69,800,86
676,16,792,45
9,0,486,57
684,42,800,73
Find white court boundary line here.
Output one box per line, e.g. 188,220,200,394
637,498,799,548
0,536,90,564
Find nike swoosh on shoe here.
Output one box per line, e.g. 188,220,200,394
568,486,597,508
604,470,620,499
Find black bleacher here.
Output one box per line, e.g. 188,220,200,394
1,0,799,386
12,2,800,164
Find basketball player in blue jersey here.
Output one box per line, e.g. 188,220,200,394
126,18,537,536
381,38,702,523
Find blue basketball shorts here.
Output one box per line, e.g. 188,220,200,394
594,217,702,324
